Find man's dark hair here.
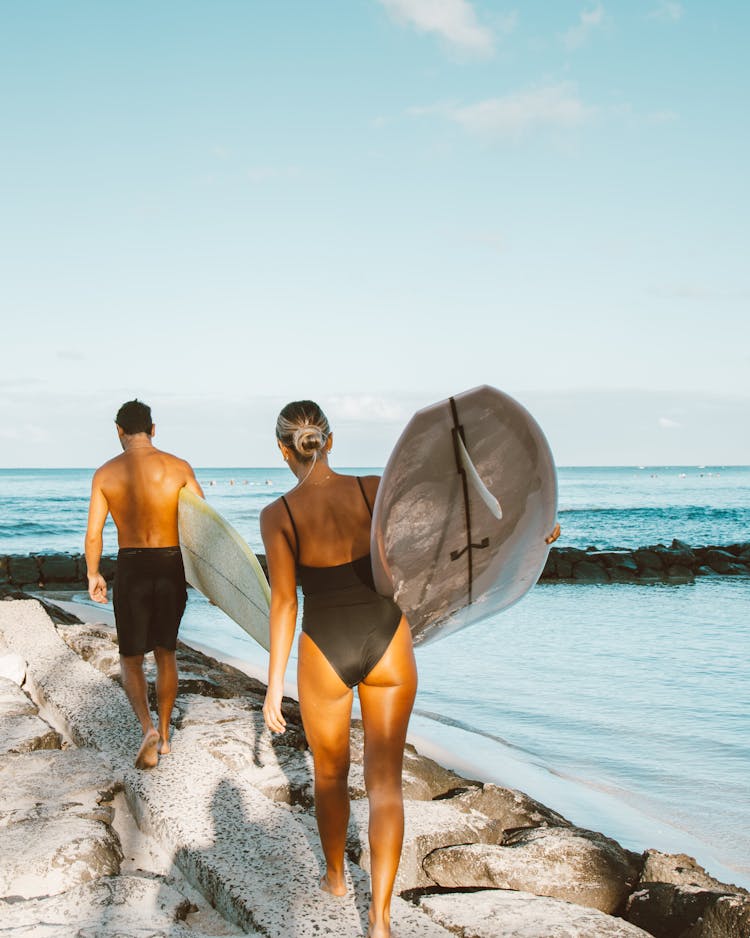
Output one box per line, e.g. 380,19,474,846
115,400,153,435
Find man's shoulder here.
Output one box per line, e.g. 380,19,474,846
154,448,194,474
93,453,126,480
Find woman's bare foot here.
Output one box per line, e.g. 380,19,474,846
367,923,390,938
319,873,347,897
134,727,159,769
158,736,171,755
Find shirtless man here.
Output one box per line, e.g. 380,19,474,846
85,400,204,769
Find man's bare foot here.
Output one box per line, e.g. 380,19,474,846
320,874,347,897
158,737,171,756
135,728,159,769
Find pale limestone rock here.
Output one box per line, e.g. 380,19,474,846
0,873,232,938
0,749,119,826
420,889,654,938
0,714,61,754
0,652,26,685
348,797,501,893
0,675,37,715
0,814,122,899
424,826,640,914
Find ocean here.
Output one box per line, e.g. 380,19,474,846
1,465,748,887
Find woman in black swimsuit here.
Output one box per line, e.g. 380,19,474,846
260,400,416,938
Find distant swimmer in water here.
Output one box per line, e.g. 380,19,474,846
260,400,414,938
85,399,204,769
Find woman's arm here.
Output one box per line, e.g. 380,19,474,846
260,503,298,734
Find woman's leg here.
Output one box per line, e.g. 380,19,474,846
297,633,354,895
358,618,417,938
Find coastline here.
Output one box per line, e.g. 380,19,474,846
2,593,749,937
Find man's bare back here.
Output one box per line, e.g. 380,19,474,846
93,444,199,548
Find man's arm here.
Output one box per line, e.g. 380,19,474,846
84,473,110,603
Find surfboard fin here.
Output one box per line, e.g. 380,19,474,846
455,434,503,521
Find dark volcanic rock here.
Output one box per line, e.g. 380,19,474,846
7,556,40,587
704,549,737,574
39,554,78,583
681,894,750,937
633,549,664,572
625,883,730,938
573,560,609,583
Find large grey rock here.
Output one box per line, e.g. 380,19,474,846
0,749,119,825
423,826,641,914
0,814,122,898
450,782,570,832
348,798,501,893
640,849,747,894
625,882,734,938
681,894,750,937
420,889,653,937
0,873,223,938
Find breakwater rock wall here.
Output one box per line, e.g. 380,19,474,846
2,541,749,590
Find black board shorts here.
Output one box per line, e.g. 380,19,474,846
113,547,187,657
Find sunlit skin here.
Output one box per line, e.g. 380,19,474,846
84,423,203,766
260,435,417,938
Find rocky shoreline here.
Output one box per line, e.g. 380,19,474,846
1,541,749,592
1,595,748,936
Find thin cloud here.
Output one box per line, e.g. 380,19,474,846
562,3,605,50
327,394,408,423
378,0,494,56
411,83,593,139
658,417,681,429
648,1,683,21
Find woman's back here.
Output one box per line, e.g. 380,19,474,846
280,473,378,569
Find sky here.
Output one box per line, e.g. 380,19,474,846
1,1,748,467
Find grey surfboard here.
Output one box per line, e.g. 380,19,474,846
370,385,558,646
178,488,271,651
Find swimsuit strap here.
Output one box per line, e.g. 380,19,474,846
280,495,300,562
357,477,373,517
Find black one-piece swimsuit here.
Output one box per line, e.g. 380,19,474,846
280,478,402,688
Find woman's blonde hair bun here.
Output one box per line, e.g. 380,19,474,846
276,400,331,463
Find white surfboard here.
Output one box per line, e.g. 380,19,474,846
178,488,271,651
371,385,558,646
